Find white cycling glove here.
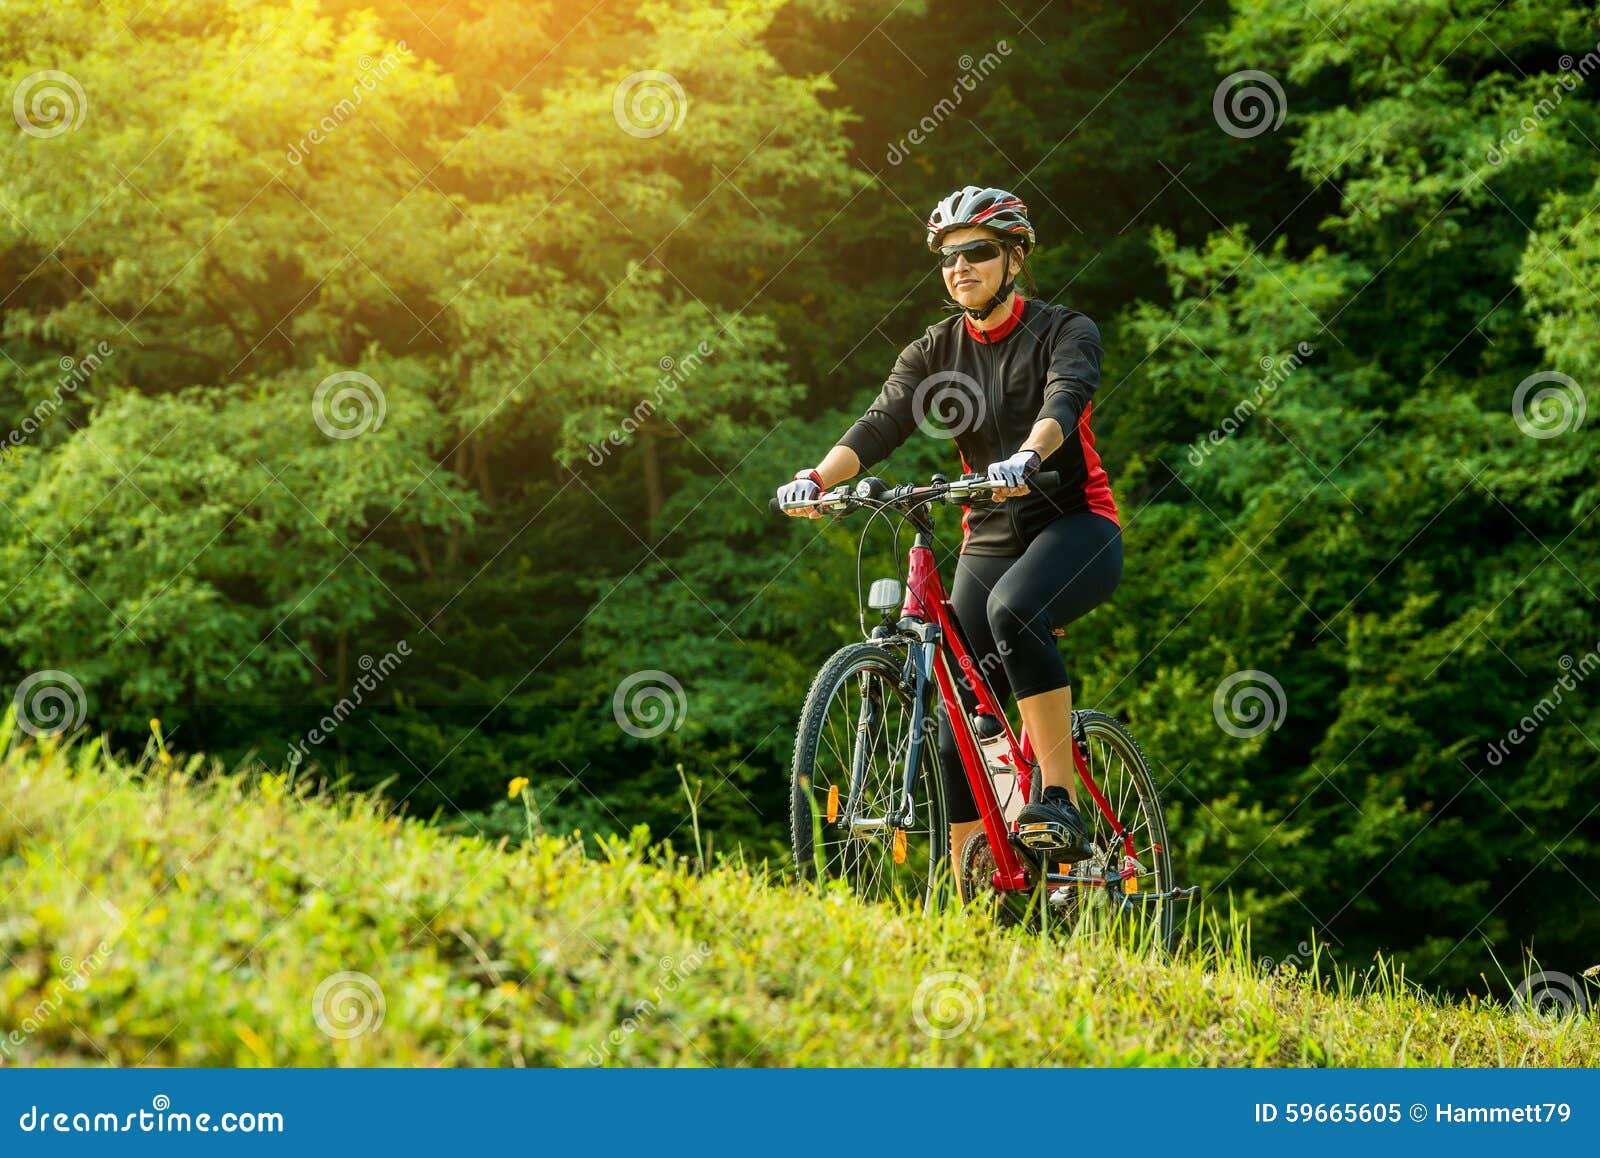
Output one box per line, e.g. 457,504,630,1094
776,468,824,516
986,449,1042,490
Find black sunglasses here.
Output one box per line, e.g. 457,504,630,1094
937,239,1009,268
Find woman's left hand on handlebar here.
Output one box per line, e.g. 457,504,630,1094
986,449,1040,501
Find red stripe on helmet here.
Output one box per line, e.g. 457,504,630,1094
968,198,1025,224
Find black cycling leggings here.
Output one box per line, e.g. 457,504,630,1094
934,511,1123,824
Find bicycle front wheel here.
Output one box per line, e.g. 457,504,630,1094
790,641,949,913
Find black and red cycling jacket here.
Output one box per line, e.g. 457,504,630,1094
836,295,1119,556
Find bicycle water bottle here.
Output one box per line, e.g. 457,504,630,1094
972,712,1025,824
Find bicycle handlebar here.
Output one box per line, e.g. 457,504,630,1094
768,471,1062,516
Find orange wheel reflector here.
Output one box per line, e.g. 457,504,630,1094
1057,863,1071,875
1126,874,1139,894
892,829,907,864
825,785,839,824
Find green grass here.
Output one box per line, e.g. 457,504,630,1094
1,719,1594,1067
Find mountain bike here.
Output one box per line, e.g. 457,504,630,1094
772,472,1198,951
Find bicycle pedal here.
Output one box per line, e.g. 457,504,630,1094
1015,822,1094,863
1016,821,1073,851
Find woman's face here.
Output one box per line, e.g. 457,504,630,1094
939,226,1020,310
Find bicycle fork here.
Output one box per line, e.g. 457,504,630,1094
889,627,941,830
837,633,930,839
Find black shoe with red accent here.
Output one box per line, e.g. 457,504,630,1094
1015,786,1094,863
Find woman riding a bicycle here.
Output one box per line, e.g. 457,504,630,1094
776,185,1123,872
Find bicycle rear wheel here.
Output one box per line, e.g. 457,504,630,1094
790,641,949,913
1054,709,1176,953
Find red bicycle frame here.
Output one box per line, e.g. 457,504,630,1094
900,538,1136,893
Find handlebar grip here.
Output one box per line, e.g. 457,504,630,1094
1033,470,1061,489
769,496,782,515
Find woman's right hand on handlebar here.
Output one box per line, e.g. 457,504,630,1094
776,468,825,518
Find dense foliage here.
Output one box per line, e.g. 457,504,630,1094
2,0,1596,992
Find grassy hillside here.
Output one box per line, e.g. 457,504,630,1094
2,722,1593,1067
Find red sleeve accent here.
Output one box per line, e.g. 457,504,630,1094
1077,402,1119,527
